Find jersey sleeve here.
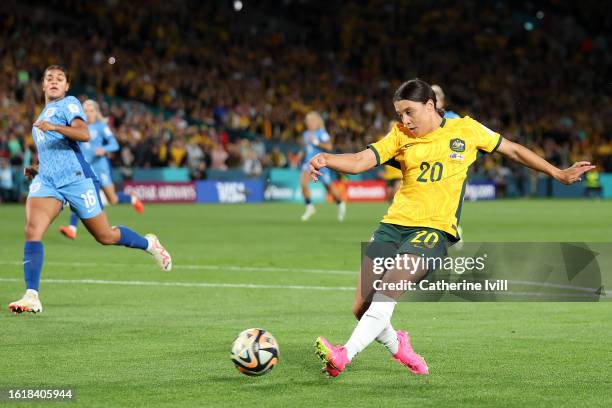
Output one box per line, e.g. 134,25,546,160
367,126,402,166
319,130,331,143
102,125,120,152
62,96,86,125
465,116,502,153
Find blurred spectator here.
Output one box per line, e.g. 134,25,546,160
0,158,14,202
210,143,228,170
243,149,263,178
267,147,287,168
0,0,609,182
185,140,206,180
168,138,187,167
491,165,512,198
584,167,602,198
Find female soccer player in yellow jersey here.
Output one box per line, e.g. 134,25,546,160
309,79,594,377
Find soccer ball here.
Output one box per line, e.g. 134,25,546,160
231,328,279,376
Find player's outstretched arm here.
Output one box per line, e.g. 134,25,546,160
34,118,90,142
496,138,595,185
308,149,377,181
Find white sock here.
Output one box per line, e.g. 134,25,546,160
145,236,153,252
376,323,399,355
344,293,396,360
26,289,39,297
68,225,77,232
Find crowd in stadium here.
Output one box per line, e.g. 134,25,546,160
1,0,610,201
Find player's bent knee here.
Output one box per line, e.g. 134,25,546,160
24,223,44,241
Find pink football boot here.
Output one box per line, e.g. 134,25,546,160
393,331,429,375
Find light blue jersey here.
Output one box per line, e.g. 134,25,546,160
303,128,331,163
29,96,103,218
444,110,460,119
80,121,119,187
302,128,332,184
32,96,96,187
81,121,119,165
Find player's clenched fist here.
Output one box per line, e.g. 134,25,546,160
33,120,57,132
308,153,327,181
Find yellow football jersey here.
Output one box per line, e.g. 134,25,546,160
383,164,403,180
377,133,403,180
368,116,502,239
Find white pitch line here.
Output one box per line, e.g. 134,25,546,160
0,277,608,297
0,262,607,296
0,260,356,276
0,277,354,292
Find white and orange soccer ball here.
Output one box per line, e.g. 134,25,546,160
231,328,279,376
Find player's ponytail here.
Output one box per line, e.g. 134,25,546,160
393,79,444,118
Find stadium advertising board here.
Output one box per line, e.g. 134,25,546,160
123,182,197,203
196,180,265,203
464,181,496,200
265,168,327,203
332,180,387,202
263,182,327,203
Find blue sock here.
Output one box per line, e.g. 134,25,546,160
24,241,44,291
117,192,132,204
305,197,312,205
116,226,149,250
70,212,79,228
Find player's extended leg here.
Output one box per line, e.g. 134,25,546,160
352,256,400,355
80,211,172,271
102,183,119,205
323,182,346,222
9,197,62,314
346,258,429,368
102,182,144,213
300,171,315,221
98,166,144,213
315,255,429,376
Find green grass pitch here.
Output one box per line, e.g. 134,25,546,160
0,200,611,407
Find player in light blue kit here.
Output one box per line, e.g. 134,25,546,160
432,84,460,119
8,66,172,314
59,99,144,240
300,111,345,221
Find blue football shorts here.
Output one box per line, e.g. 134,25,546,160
28,176,103,219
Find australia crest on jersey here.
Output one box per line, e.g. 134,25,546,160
450,138,465,152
